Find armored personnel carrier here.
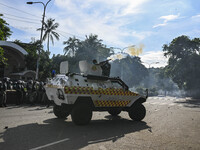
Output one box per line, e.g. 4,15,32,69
45,60,148,125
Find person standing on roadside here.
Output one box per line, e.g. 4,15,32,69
1,78,8,107
0,81,4,107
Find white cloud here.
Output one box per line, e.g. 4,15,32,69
191,14,200,18
140,51,168,68
153,23,167,28
2,0,199,59
55,0,150,16
131,31,154,40
153,14,180,28
51,0,152,48
160,14,180,22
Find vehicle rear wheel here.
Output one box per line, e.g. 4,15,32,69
71,103,92,125
128,103,146,121
108,109,121,116
53,105,69,119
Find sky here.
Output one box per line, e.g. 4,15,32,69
0,0,200,68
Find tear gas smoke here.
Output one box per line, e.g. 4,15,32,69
125,44,144,56
107,53,127,61
108,44,144,61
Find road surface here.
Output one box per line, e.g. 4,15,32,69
0,96,200,150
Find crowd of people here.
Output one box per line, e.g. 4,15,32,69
0,77,49,107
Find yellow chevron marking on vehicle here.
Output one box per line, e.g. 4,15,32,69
94,100,131,107
64,86,138,96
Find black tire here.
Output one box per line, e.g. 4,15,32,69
128,103,146,121
71,103,92,125
108,109,121,116
53,105,69,119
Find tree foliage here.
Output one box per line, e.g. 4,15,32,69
75,34,109,62
0,16,11,65
14,40,52,81
111,56,148,87
163,35,200,98
38,18,60,52
62,34,148,87
0,16,12,40
0,47,7,65
63,36,80,57
63,34,111,72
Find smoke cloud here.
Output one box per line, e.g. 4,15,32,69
107,53,127,61
125,44,144,56
108,44,144,61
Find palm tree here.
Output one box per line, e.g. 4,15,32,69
63,36,80,57
38,18,59,52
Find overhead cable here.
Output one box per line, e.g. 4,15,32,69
2,16,41,25
0,2,40,19
0,12,40,21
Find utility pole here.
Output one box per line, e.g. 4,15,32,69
27,0,51,80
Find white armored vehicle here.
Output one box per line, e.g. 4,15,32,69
45,60,148,125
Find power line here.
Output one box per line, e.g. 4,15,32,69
57,31,70,39
10,25,37,30
57,30,85,40
0,12,40,21
46,0,55,13
2,16,41,25
0,2,40,19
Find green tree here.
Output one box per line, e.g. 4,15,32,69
63,36,80,57
51,54,69,73
14,40,38,71
76,34,108,62
38,18,59,52
14,40,52,81
163,35,200,98
62,34,112,73
39,50,52,81
0,16,11,66
111,56,148,87
0,15,12,40
0,47,7,65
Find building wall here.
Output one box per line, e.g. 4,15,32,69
0,41,28,79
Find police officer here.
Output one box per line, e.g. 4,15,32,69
93,59,111,77
41,82,50,107
52,70,56,78
16,80,22,105
37,81,44,103
100,60,111,77
21,81,27,103
0,81,4,107
1,78,8,107
34,81,40,103
28,80,38,104
7,80,13,90
27,80,33,104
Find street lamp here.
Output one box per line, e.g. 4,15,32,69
110,45,135,53
27,0,51,80
110,45,135,80
144,62,159,68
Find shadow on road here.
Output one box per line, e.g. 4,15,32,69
0,116,150,150
174,98,200,108
5,104,52,110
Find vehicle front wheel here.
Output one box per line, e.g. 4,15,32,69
71,103,92,125
128,103,146,121
53,105,69,119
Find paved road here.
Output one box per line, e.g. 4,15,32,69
0,96,200,150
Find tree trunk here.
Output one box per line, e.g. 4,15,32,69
47,34,50,52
